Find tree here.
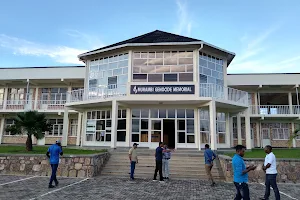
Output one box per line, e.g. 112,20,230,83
288,129,300,148
5,111,52,151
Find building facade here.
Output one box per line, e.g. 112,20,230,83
1,30,298,150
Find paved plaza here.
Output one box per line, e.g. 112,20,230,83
0,175,298,200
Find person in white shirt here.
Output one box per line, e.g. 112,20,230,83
260,145,280,200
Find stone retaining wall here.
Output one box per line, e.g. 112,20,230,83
0,152,110,178
218,155,300,183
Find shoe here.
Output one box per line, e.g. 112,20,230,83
130,178,134,181
48,185,55,188
211,182,216,187
153,179,158,182
159,181,165,183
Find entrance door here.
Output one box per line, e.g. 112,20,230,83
261,128,271,147
163,119,175,149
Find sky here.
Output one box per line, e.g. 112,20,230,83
0,0,300,73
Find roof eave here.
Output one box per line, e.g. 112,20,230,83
202,42,236,66
78,42,203,59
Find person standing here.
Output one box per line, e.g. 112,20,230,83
232,145,256,200
46,140,63,188
162,144,171,180
204,144,216,186
129,143,139,180
260,145,280,200
153,142,164,183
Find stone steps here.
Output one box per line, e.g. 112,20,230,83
101,149,225,180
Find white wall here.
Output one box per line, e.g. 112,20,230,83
0,67,85,80
227,74,300,86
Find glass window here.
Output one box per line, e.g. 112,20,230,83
164,74,177,82
159,109,166,118
168,109,175,118
187,120,194,133
148,74,163,82
178,132,185,143
151,120,161,130
132,109,140,118
117,119,126,130
179,73,193,81
133,74,147,82
141,109,149,118
117,131,126,141
186,109,194,118
132,134,139,142
141,131,148,142
187,135,195,143
151,131,161,142
151,109,159,118
177,109,185,118
178,120,185,130
141,119,148,129
132,119,140,132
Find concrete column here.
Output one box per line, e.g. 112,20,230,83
254,92,258,114
288,92,293,114
194,108,200,150
245,109,252,150
111,100,118,148
62,107,69,147
34,87,39,110
76,113,82,146
3,86,8,110
125,108,131,147
0,117,5,144
291,122,296,148
229,116,234,147
209,101,217,150
225,113,231,148
67,86,72,103
256,122,260,147
80,112,87,147
237,114,242,144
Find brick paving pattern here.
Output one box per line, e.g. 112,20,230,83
0,175,298,200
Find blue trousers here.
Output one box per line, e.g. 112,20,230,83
130,161,136,179
49,164,59,185
234,182,250,200
264,174,280,200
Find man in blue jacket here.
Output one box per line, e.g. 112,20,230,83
46,140,63,188
232,145,256,200
204,144,216,186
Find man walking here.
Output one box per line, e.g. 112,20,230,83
204,144,216,186
153,142,164,183
260,145,280,200
162,144,171,180
232,145,256,200
129,143,139,180
46,140,63,188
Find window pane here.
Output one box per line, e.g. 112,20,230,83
186,109,194,118
106,134,111,141
132,134,139,142
117,119,126,130
179,58,193,65
178,132,185,143
187,120,194,133
164,74,177,82
141,131,148,142
187,135,195,143
171,65,185,72
117,131,126,141
106,120,111,128
141,65,155,73
132,109,140,118
151,109,159,118
151,131,161,142
179,73,193,81
164,57,177,65
159,109,166,118
168,109,175,118
178,120,185,130
141,119,148,129
141,109,149,118
106,110,111,118
132,119,140,132
148,74,163,82
177,109,185,118
151,120,161,130
156,66,170,73
133,74,147,82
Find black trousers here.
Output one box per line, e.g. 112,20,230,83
264,174,280,200
153,160,163,181
234,182,250,200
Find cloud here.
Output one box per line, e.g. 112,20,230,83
228,24,300,73
0,31,104,65
174,0,193,36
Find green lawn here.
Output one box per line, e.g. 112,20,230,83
225,148,300,159
0,145,107,155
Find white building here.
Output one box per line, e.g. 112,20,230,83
1,30,299,150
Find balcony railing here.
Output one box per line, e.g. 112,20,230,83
0,100,66,111
199,83,248,105
70,85,127,102
247,105,300,115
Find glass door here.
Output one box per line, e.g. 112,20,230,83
150,119,162,149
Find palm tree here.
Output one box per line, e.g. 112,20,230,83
288,129,300,148
5,111,52,151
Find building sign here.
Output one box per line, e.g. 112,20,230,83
130,85,195,94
